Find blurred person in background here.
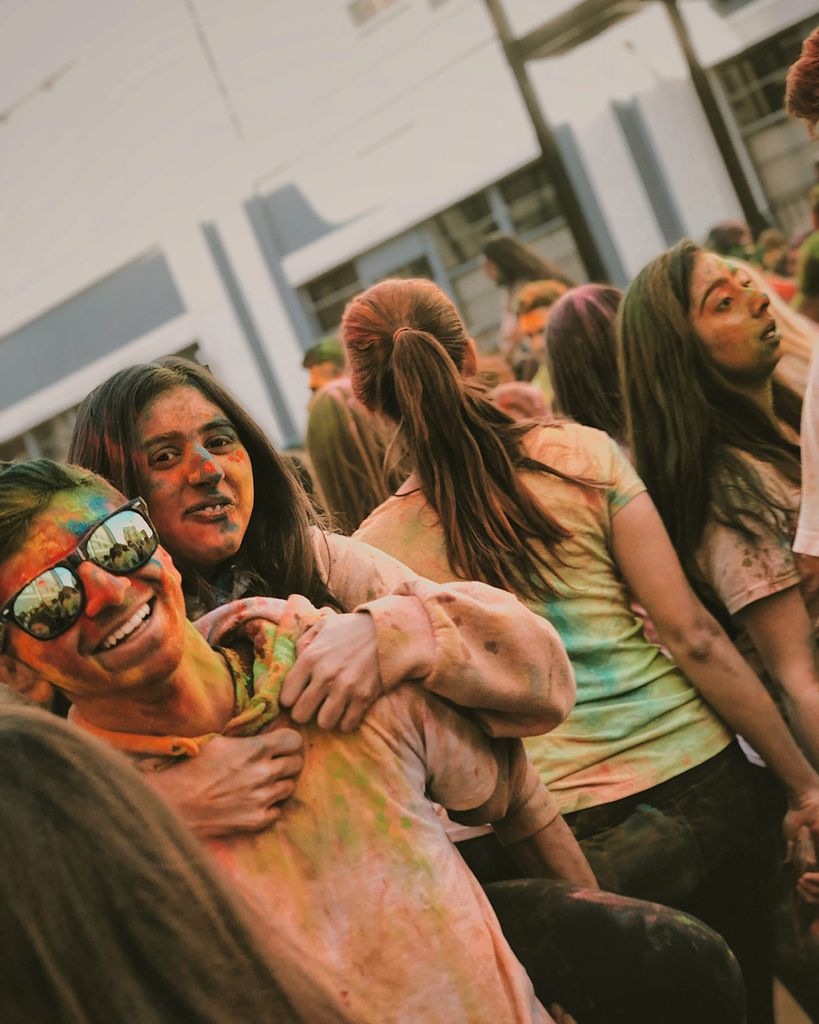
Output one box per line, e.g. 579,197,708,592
544,285,625,446
753,228,797,303
786,25,819,135
794,186,819,326
511,279,569,387
0,693,304,1024
306,377,403,534
482,234,575,356
491,381,550,422
302,335,346,397
705,220,754,261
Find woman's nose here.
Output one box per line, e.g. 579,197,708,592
187,447,225,487
77,562,130,618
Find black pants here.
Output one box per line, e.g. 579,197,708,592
483,878,745,1024
462,744,769,1023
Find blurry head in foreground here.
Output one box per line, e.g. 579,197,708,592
0,693,299,1023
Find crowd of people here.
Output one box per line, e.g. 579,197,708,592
3,21,819,1024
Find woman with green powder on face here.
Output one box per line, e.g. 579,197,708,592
344,276,819,1024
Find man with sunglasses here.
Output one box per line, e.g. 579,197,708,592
0,458,587,1024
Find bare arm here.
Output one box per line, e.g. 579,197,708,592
506,815,598,889
449,737,597,887
611,493,819,845
736,588,819,772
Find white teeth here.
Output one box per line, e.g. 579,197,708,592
101,603,151,651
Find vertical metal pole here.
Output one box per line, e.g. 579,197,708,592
662,0,767,235
483,0,608,281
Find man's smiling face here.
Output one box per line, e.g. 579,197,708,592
0,484,188,703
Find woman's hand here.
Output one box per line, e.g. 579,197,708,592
280,612,384,732
140,730,304,839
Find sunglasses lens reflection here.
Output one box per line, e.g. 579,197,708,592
13,566,82,639
86,510,157,573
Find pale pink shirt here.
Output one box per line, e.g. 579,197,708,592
209,684,554,1024
311,529,575,740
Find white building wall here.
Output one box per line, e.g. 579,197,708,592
0,0,812,447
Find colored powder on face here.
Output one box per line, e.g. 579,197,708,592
63,490,117,537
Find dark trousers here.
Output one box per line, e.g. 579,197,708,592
462,743,769,1023
483,878,745,1024
564,743,775,1024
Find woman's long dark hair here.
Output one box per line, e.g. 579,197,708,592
68,358,331,610
0,695,302,1023
482,234,576,289
547,284,625,442
618,239,802,590
342,278,588,603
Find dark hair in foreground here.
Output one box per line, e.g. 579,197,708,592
618,239,802,593
482,234,576,289
306,378,404,534
786,26,819,134
342,277,589,602
68,357,331,609
0,693,301,1024
547,284,625,441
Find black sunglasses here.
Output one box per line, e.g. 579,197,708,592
0,498,159,644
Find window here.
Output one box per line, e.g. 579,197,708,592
379,255,434,282
0,344,200,465
302,262,363,333
714,15,819,235
428,192,498,270
499,163,561,235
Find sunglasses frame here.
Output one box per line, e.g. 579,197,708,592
0,497,158,647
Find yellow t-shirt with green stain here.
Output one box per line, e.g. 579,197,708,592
356,421,731,813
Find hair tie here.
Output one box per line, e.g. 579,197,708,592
393,326,414,345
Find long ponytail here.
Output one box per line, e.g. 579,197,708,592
343,278,579,601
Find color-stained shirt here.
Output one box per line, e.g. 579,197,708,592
188,529,576,741
72,602,554,1024
697,452,819,671
356,422,731,814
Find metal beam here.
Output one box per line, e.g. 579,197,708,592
660,0,767,234
483,0,609,281
517,0,643,60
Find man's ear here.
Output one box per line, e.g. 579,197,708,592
463,337,479,377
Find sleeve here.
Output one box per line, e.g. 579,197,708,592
419,695,559,843
697,512,801,617
314,530,575,738
604,435,646,516
795,351,819,556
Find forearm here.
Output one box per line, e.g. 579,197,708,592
781,685,819,775
319,531,575,737
506,815,598,888
363,580,575,737
667,624,819,800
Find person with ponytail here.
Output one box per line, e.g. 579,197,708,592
346,276,819,1024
